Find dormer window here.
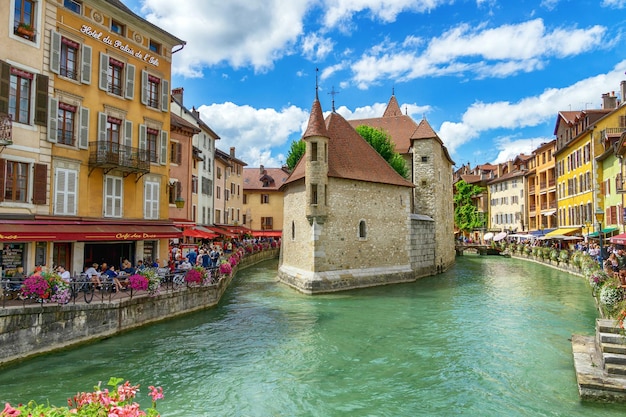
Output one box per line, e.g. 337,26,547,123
63,0,81,14
149,39,161,54
111,20,125,36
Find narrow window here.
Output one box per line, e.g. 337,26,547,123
359,220,367,239
147,75,159,108
311,142,318,161
146,128,158,162
291,221,295,240
57,102,76,145
261,194,269,204
60,37,79,79
107,58,124,96
310,184,318,205
4,160,29,202
111,20,124,36
9,66,33,124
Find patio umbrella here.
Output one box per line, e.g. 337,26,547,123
493,231,508,241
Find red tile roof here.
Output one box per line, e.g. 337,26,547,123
243,167,290,191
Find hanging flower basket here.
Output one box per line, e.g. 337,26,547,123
174,198,185,208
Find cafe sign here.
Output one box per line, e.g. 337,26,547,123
80,25,160,67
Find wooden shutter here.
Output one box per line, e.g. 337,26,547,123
161,79,169,112
34,74,48,126
144,181,159,219
124,63,135,99
124,120,132,147
139,124,147,150
32,163,47,205
98,112,107,143
81,44,92,84
99,53,109,91
0,61,9,115
50,30,61,74
160,130,168,165
78,106,89,149
47,97,58,143
140,70,148,105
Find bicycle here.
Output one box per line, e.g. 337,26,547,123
70,274,95,304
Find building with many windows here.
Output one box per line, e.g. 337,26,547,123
242,165,288,238
1,0,184,276
213,147,247,234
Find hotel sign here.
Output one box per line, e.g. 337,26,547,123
81,25,160,67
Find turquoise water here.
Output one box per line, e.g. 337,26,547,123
0,255,623,416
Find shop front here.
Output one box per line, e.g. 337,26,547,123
0,220,181,277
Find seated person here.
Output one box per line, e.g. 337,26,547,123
121,259,135,275
102,266,125,292
135,259,146,271
178,259,192,270
84,263,101,287
57,265,71,283
5,266,25,291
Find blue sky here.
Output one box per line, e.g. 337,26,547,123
122,0,626,169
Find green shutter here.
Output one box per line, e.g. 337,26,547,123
34,74,48,126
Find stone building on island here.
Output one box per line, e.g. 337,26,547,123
278,94,441,294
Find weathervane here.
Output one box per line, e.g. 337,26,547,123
329,86,340,112
315,67,319,100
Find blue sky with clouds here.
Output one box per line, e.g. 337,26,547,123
122,0,626,168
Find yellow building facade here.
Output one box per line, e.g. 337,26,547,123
1,0,184,276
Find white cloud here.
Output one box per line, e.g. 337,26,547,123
140,0,311,76
322,0,447,27
301,33,335,61
439,60,626,157
602,0,626,8
197,102,310,167
350,19,607,88
491,136,549,164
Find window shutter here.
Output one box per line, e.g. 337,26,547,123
32,163,47,205
0,61,9,115
54,168,66,214
139,124,147,150
50,30,61,74
140,70,148,105
144,181,159,219
124,120,132,147
81,44,92,84
34,74,48,126
124,63,135,99
98,112,107,143
99,53,109,91
66,169,77,215
160,130,168,165
78,106,89,149
47,97,58,143
161,79,169,112
176,143,182,164
175,181,182,198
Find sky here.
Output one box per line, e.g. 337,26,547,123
121,0,626,169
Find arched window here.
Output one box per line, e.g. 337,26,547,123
358,220,367,239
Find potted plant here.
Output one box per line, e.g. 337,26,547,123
16,22,35,39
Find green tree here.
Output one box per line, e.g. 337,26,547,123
355,125,409,178
453,180,486,235
285,139,306,170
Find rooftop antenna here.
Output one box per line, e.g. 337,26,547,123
329,86,340,112
392,86,395,96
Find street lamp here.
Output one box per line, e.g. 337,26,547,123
584,219,592,241
596,208,605,265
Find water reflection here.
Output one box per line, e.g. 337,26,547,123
0,255,622,416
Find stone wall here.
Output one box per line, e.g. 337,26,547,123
0,249,278,366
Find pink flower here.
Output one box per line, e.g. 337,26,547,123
148,386,164,402
1,402,20,416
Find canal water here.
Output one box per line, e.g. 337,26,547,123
0,255,623,416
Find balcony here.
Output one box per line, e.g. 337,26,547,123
601,127,626,141
0,113,12,146
88,141,150,176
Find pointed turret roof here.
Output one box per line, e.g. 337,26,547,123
284,102,414,188
303,98,328,139
382,94,402,117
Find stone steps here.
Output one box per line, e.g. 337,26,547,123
597,321,626,377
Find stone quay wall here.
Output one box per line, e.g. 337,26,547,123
0,249,279,367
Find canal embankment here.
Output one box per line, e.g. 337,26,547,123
0,249,279,367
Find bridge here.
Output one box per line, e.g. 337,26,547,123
455,244,503,256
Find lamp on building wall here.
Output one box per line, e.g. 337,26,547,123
583,219,592,241
595,208,605,265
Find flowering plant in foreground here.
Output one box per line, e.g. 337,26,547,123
0,377,163,417
128,274,149,291
185,267,204,285
219,260,232,275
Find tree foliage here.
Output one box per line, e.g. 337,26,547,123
285,140,306,170
355,125,409,178
453,180,486,234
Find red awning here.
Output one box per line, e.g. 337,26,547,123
213,224,251,236
182,226,219,239
0,222,182,242
252,230,282,237
610,233,626,245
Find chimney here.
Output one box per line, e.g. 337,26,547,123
621,81,626,107
259,164,265,174
602,92,617,110
230,147,235,157
191,106,200,119
172,87,184,104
